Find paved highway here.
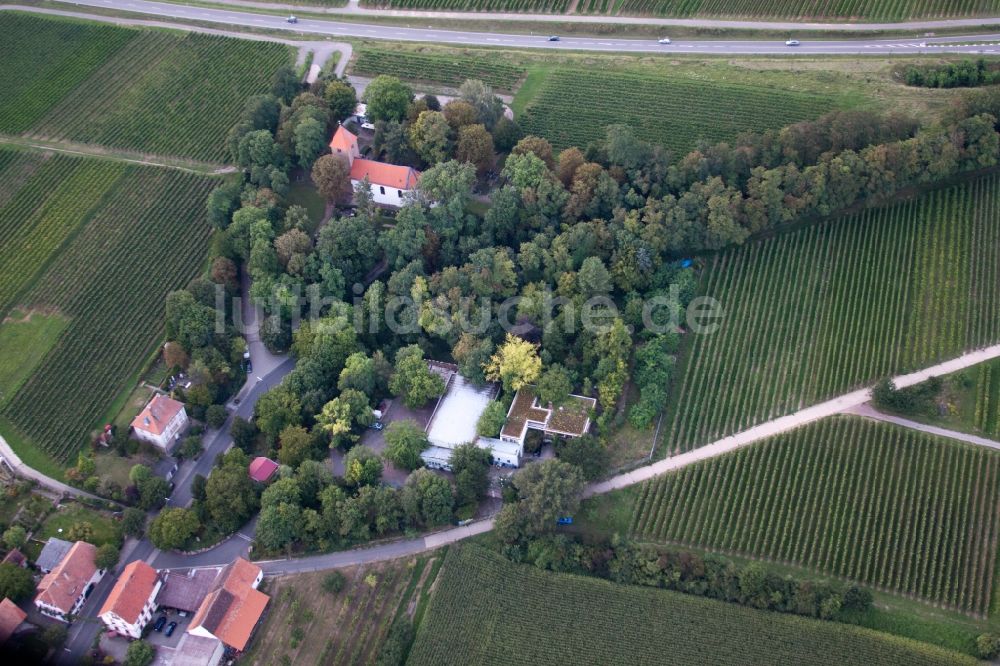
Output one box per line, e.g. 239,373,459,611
48,0,1000,54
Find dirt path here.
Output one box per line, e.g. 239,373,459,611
845,402,1000,451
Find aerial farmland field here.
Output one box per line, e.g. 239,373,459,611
408,544,975,666
0,13,293,162
0,147,214,472
632,415,1000,616
662,172,1000,454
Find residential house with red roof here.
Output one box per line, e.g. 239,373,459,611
98,561,161,638
248,457,278,483
329,126,420,207
34,541,104,622
187,558,268,653
131,394,188,452
0,598,26,644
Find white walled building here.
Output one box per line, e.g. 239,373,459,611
34,541,104,622
131,394,188,452
98,561,161,639
329,126,420,207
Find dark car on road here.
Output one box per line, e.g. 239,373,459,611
153,616,167,632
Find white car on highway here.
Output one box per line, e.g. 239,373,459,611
658,37,671,44
785,39,800,46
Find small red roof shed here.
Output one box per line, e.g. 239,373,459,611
248,457,278,483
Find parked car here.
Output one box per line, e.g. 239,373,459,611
547,35,560,41
785,39,800,46
658,37,671,44
153,616,167,632
286,15,298,23
369,421,385,431
165,621,178,637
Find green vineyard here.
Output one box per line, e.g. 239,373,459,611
517,68,839,156
0,13,293,162
352,48,527,92
0,147,214,464
409,545,974,665
632,417,1000,616
974,362,1000,437
663,173,1000,453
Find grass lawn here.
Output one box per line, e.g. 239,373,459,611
110,384,156,431
93,449,159,490
35,502,121,548
0,310,68,409
0,417,65,481
286,180,327,234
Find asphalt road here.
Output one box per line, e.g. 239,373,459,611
47,0,1000,54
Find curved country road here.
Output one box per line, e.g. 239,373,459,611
26,0,1000,55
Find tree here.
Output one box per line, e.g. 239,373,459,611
338,352,377,396
456,124,495,176
2,526,26,550
383,420,430,471
121,508,146,538
123,640,156,666
323,571,346,593
512,135,555,169
254,387,302,439
95,543,119,571
295,117,328,169
555,434,607,481
278,425,316,468
165,290,215,352
344,445,383,487
230,416,259,452
206,181,242,230
492,116,522,152
506,459,584,537
977,634,1000,660
149,508,200,551
0,563,33,602
458,79,504,130
389,345,445,409
363,75,414,123
556,147,586,187
442,100,478,131
409,111,452,166
476,401,507,438
137,476,170,511
256,502,302,552
205,404,227,429
312,154,353,205
577,256,612,297
317,213,380,287
323,80,358,123
316,389,373,448
271,65,300,103
449,443,491,507
484,334,542,393
41,624,68,648
401,468,454,527
536,364,573,407
205,455,260,534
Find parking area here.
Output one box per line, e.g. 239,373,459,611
145,608,192,649
330,398,436,486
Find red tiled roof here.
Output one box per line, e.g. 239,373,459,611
350,158,420,190
248,457,278,483
132,395,185,436
99,561,158,625
189,558,267,652
35,541,97,614
329,125,358,155
0,598,26,643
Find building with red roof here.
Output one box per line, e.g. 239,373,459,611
328,126,420,207
98,561,161,638
34,541,104,622
132,394,188,452
0,598,26,644
248,457,278,483
187,558,268,652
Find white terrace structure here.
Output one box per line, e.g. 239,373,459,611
421,362,523,469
